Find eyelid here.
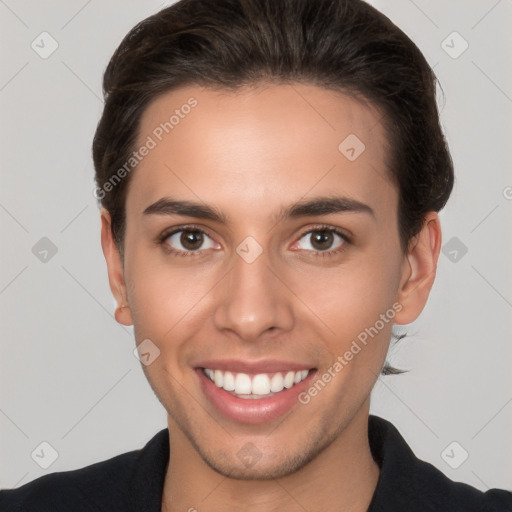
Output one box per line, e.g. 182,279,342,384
297,224,352,243
156,224,220,255
157,223,214,242
290,224,352,256
157,223,352,256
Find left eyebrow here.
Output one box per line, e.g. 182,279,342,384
142,195,375,224
274,196,376,224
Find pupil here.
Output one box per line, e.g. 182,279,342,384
181,230,203,250
312,230,333,250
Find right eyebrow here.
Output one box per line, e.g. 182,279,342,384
142,197,227,223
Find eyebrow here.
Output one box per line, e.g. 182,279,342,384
142,195,375,224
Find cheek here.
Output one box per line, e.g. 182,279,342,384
296,258,402,407
124,245,216,345
290,251,402,342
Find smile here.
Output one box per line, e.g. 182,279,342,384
202,368,311,398
195,363,317,424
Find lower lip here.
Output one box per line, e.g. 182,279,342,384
196,368,316,424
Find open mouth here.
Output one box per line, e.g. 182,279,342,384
195,365,317,424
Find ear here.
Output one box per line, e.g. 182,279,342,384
394,211,442,325
100,208,133,326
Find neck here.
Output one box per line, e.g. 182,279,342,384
161,401,379,512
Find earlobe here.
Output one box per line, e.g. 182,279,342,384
114,303,131,325
100,209,133,326
394,212,442,325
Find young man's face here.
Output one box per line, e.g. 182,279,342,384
102,84,437,479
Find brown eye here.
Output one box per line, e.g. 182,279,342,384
296,229,346,252
310,230,334,250
180,230,203,250
164,229,217,252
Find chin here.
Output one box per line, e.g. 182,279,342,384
198,435,328,481
203,455,306,481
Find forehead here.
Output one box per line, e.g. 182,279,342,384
127,83,395,222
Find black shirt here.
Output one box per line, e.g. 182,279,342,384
1,415,511,511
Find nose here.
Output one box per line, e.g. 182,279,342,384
213,244,294,342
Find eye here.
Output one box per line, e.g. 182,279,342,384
161,227,219,255
295,227,349,254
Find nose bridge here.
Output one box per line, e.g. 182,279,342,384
213,241,293,340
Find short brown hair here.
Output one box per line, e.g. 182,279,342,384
93,0,453,253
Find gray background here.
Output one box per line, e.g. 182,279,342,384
1,0,511,493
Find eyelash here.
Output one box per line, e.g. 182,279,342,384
157,224,351,259
303,225,351,258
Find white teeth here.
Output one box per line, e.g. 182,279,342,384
270,373,284,392
234,373,252,394
223,371,235,391
252,374,271,395
284,371,295,389
203,368,310,397
214,369,223,388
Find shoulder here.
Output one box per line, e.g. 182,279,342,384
480,489,512,512
0,450,137,512
406,454,512,512
368,415,512,512
0,428,169,512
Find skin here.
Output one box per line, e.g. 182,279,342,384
100,83,442,512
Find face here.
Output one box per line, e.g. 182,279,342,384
102,83,438,479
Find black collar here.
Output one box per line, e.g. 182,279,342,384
127,415,496,511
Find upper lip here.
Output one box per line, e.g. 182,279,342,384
194,359,316,374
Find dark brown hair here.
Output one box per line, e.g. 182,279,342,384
93,0,453,254
92,0,454,373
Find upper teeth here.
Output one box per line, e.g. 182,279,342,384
203,368,310,396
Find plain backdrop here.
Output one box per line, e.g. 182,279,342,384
1,0,511,493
